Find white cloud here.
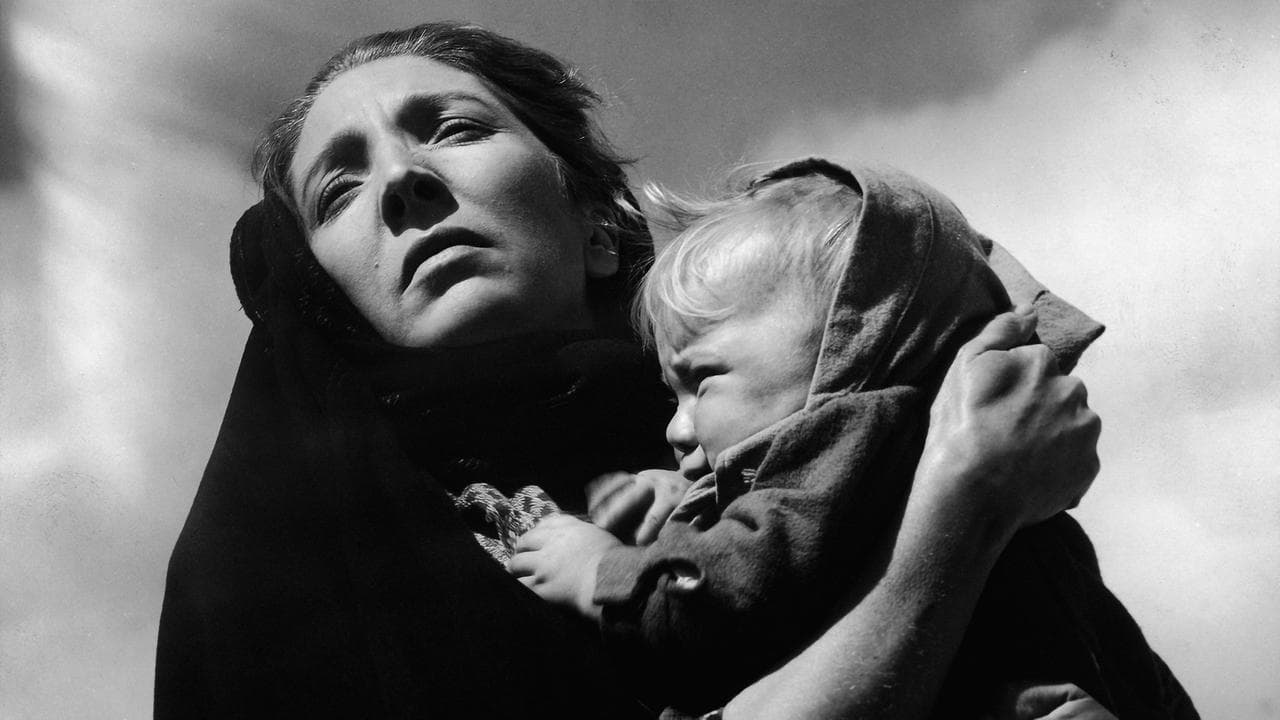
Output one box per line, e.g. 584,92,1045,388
761,3,1280,717
1,7,254,717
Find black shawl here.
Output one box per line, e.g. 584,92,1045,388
155,196,673,719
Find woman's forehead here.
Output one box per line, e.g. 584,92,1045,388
290,57,505,190
316,56,494,111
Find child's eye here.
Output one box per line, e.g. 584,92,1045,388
692,368,722,397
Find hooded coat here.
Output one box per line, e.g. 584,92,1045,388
595,161,1197,719
154,195,674,719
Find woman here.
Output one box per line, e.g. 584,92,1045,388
156,22,1100,719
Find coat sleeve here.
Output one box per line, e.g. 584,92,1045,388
594,387,925,712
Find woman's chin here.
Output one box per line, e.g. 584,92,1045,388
391,284,585,349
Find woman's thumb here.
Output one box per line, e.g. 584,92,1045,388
963,304,1038,358
992,682,1093,720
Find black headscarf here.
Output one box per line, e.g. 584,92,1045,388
155,194,673,719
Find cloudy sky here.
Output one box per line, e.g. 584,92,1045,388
1,1,1276,718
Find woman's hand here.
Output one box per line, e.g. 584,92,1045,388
918,306,1101,534
585,470,691,545
507,514,620,622
986,682,1119,720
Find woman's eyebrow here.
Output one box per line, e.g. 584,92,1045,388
296,91,497,207
393,91,494,128
299,130,366,201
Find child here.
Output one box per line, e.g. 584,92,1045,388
511,159,1197,719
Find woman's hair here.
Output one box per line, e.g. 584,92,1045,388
251,21,645,257
636,167,863,350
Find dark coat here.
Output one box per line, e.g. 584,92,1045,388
155,197,673,719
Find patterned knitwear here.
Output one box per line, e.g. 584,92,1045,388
452,484,562,564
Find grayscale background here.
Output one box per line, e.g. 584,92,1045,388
1,1,1276,717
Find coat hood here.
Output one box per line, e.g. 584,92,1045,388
748,159,1104,407
703,158,1104,480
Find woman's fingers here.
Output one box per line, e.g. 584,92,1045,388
989,682,1116,720
922,316,1103,529
1006,342,1063,383
1012,683,1090,717
1036,697,1118,720
959,305,1038,359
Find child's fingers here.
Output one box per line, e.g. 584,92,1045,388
633,505,670,546
505,551,538,578
633,483,687,545
586,472,635,517
959,306,1038,360
514,521,555,552
515,574,548,597
594,484,655,538
514,514,584,553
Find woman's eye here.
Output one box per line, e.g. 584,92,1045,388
431,118,491,144
316,179,358,223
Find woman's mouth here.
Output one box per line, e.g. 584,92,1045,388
400,228,489,292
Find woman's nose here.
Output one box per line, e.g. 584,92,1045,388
379,161,448,236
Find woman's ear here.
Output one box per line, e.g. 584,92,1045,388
584,225,620,279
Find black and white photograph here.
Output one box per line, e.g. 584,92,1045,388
1,2,1276,718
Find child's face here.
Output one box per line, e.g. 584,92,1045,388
660,293,822,476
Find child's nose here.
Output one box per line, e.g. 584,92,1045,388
665,405,698,457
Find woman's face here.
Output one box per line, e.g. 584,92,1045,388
290,56,617,347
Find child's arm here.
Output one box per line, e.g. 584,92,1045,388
507,469,692,619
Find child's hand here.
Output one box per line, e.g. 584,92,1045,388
507,514,621,622
585,470,692,545
985,682,1119,720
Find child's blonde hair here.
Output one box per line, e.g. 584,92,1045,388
635,160,864,350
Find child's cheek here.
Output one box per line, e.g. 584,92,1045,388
695,402,734,468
